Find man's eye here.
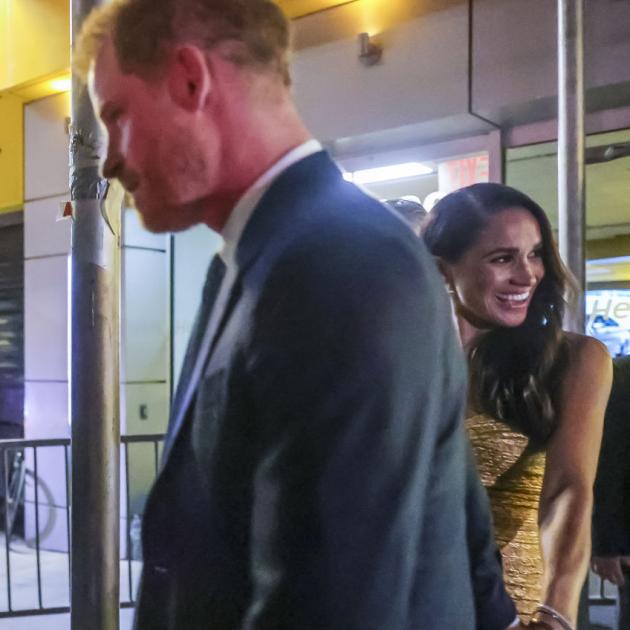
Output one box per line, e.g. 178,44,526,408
102,107,123,124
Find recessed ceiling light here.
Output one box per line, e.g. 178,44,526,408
343,162,433,185
50,77,71,93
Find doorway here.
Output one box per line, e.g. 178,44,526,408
0,216,24,437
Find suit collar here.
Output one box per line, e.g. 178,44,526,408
235,150,342,274
220,139,322,268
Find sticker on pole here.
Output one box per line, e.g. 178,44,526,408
57,201,75,221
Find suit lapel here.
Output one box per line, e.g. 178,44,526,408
163,255,225,460
163,272,246,465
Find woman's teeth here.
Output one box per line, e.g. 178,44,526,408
497,292,529,303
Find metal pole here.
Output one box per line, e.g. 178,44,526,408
70,0,121,627
557,0,585,333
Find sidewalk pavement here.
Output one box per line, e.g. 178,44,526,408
0,533,140,629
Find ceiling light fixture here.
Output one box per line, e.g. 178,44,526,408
50,77,71,93
343,162,433,185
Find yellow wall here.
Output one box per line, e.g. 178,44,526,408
0,0,70,92
588,236,630,262
278,0,356,18
289,0,461,49
0,93,23,213
0,0,69,212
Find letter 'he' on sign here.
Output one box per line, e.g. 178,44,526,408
588,298,612,322
614,301,630,319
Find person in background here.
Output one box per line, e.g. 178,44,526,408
422,183,612,629
77,1,494,627
591,355,630,630
385,197,428,236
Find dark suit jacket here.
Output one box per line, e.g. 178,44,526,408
134,151,510,629
466,443,517,630
593,355,630,556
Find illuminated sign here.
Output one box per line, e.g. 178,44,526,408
437,154,489,194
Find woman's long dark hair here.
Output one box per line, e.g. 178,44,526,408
422,183,573,445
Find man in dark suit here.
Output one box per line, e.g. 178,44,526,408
592,355,630,629
78,1,514,627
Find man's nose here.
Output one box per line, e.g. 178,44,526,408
101,147,123,181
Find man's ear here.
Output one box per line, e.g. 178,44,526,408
167,45,212,111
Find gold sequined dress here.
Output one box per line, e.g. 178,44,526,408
466,414,546,623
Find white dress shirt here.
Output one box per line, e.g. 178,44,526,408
190,139,323,382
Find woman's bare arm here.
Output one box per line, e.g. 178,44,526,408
538,333,612,624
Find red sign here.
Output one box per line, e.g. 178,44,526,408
438,154,489,193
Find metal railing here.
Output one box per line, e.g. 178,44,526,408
0,434,164,619
588,572,618,608
0,434,620,619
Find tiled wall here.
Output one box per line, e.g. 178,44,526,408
23,93,72,552
20,93,234,553
23,92,172,550
121,211,170,520
24,94,72,444
172,225,221,388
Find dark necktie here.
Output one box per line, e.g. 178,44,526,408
168,254,227,438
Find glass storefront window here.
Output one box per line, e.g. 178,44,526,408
341,151,490,210
506,128,630,346
586,289,630,357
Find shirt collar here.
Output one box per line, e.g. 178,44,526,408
219,139,323,266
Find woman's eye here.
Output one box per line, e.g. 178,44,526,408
491,255,511,264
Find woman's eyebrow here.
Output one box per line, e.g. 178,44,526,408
483,247,518,258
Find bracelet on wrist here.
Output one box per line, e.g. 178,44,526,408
532,604,574,630
528,617,554,630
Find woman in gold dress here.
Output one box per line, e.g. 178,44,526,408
422,183,612,629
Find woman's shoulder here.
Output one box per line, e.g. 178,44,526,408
564,331,610,362
562,331,612,385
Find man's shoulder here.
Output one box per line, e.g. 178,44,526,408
266,150,403,230
246,150,449,311
241,150,408,263
276,162,427,259
270,206,435,292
